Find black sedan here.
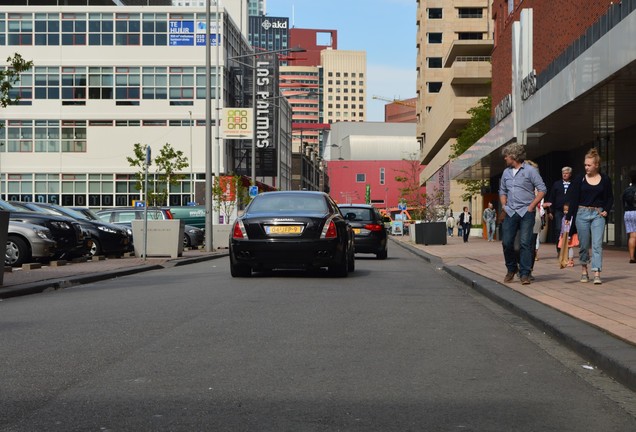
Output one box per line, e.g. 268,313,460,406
229,191,355,277
11,202,131,257
338,203,388,259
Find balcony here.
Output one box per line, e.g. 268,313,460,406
450,56,492,84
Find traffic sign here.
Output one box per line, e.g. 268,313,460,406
249,185,258,198
398,202,407,211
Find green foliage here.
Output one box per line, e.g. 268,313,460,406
450,96,491,159
126,142,190,206
211,174,250,224
451,96,492,201
1,54,33,109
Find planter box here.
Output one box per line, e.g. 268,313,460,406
131,219,184,258
414,222,447,245
213,224,233,249
470,227,483,238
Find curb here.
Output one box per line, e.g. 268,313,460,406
391,238,636,393
0,252,229,300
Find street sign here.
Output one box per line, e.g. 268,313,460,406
133,200,145,208
398,202,407,211
249,185,258,198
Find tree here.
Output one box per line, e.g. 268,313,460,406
211,174,250,224
126,142,190,206
394,152,449,222
1,53,33,108
450,96,492,207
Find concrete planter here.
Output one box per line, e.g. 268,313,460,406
131,219,184,258
470,227,483,238
212,224,233,249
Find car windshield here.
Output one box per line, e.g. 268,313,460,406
248,194,328,214
56,207,90,221
0,199,20,211
341,207,374,221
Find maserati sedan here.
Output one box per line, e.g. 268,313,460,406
229,191,355,277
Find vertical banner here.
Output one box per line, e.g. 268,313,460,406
254,53,278,177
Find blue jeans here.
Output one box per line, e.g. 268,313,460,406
447,227,454,236
486,219,496,241
502,211,535,276
575,207,606,272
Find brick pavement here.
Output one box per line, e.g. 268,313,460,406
393,233,636,347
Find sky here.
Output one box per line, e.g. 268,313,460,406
265,0,417,122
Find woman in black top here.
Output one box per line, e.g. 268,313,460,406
567,148,614,284
622,170,636,263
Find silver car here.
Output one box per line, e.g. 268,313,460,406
6,221,58,267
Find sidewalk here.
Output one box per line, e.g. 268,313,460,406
0,248,229,299
392,233,636,392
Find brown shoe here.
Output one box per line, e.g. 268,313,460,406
504,271,517,283
521,275,531,285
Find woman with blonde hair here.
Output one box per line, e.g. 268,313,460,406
567,148,614,284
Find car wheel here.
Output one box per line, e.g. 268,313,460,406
6,236,31,267
88,238,102,256
348,248,356,272
230,254,251,277
377,249,388,260
329,249,349,277
183,233,191,248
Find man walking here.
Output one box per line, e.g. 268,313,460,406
499,143,547,285
458,207,472,243
482,202,497,241
545,166,573,253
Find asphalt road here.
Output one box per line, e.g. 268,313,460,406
1,245,636,431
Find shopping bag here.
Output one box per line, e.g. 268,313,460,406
559,234,570,269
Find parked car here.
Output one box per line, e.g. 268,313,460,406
229,191,355,277
168,205,205,229
95,207,204,248
70,207,133,238
6,220,58,267
338,203,388,259
0,199,85,259
10,202,132,257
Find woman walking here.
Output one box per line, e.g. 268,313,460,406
622,170,636,263
568,148,614,284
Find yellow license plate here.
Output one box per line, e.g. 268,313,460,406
353,228,361,234
267,225,302,234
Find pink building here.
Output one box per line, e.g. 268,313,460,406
327,159,424,209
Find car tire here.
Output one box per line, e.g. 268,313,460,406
88,238,102,256
377,249,388,260
6,236,31,267
329,250,349,277
183,233,191,248
230,255,251,277
348,249,356,272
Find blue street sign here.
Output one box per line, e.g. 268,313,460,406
249,186,258,198
398,202,407,211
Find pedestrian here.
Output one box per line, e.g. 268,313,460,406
499,143,547,285
458,206,472,243
446,211,456,237
568,148,614,285
482,202,497,241
545,166,574,254
526,160,546,279
621,170,636,263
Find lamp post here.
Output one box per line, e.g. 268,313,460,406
188,110,193,204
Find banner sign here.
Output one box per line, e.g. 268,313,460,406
170,20,220,46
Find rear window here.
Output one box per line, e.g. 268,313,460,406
341,207,374,221
248,194,328,214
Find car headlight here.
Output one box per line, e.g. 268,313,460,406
98,225,118,234
50,221,71,230
33,227,54,240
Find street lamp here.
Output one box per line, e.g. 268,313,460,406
188,110,193,204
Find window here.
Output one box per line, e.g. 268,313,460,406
7,120,33,152
34,13,60,46
115,67,140,103
61,121,87,152
427,82,442,93
428,8,443,19
8,13,33,45
61,13,86,45
142,67,167,99
142,13,167,46
458,8,483,18
34,67,60,99
458,32,483,40
380,168,385,185
356,173,366,183
427,57,443,68
88,13,114,45
115,13,140,45
169,66,194,100
508,0,514,15
34,120,60,152
88,67,113,99
427,32,442,44
61,67,87,102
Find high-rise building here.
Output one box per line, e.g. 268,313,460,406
415,0,493,214
248,15,288,53
247,0,265,17
288,28,337,67
321,49,367,124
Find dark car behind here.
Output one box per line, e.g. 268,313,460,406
0,199,85,259
338,203,388,259
229,191,355,277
